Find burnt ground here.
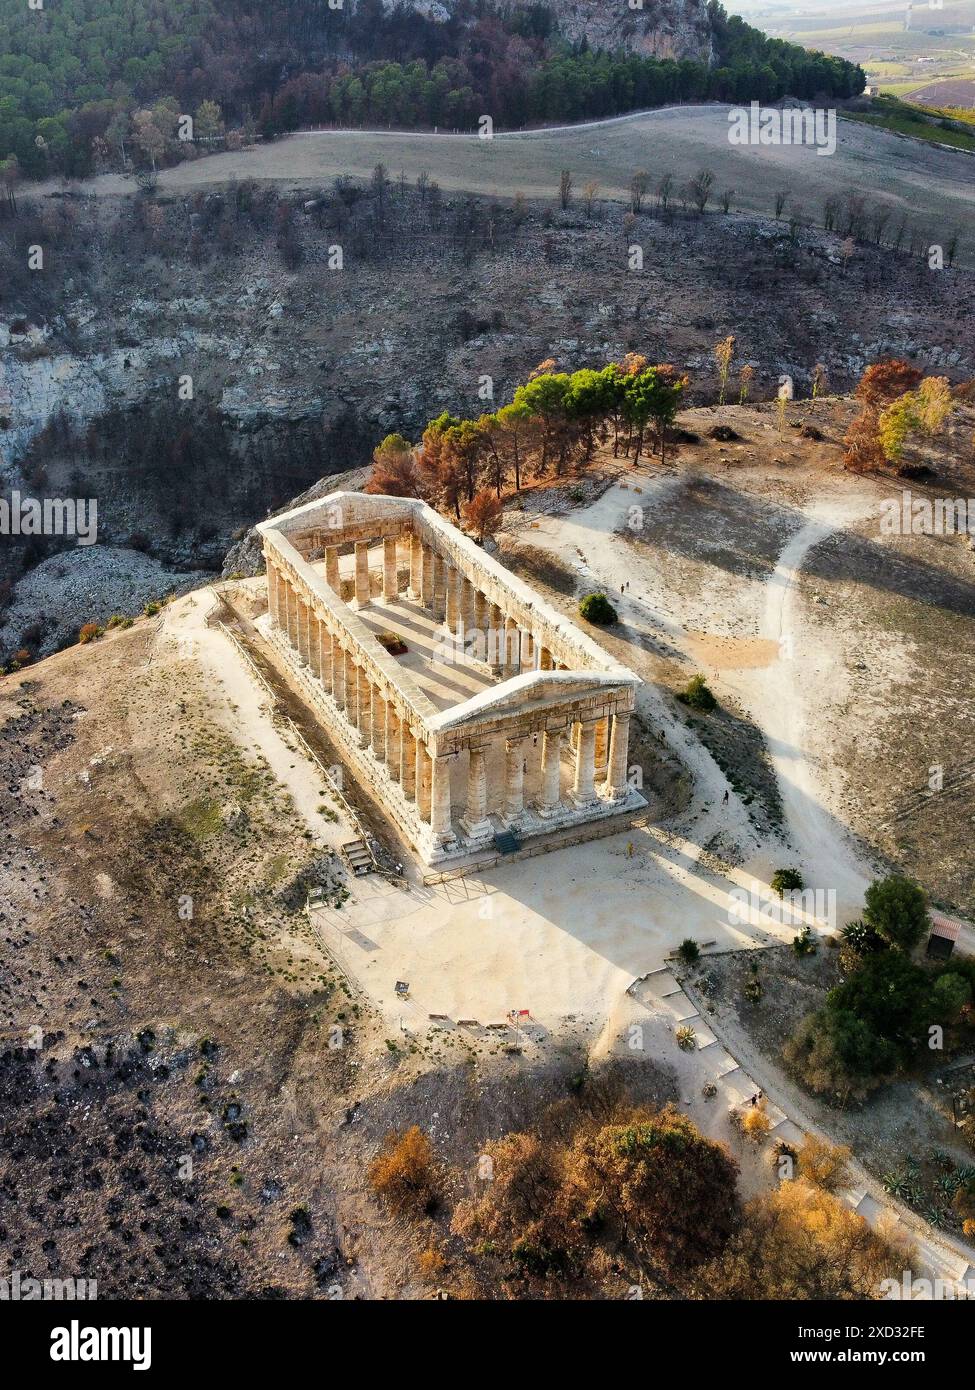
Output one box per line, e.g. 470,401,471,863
3,396,975,1297
0,613,682,1299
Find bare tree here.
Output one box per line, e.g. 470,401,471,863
689,168,715,215
870,205,890,245
630,169,650,214
558,169,572,211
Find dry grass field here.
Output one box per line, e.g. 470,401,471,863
65,105,975,262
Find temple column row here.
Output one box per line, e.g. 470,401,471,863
390,542,557,683
313,534,405,610
277,548,559,688
265,560,632,855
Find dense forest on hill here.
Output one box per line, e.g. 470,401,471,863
0,0,864,178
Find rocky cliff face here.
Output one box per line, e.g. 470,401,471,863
388,0,716,63
545,0,715,64
3,181,972,661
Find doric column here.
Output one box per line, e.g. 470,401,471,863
325,547,340,593
503,617,520,678
382,536,398,603
539,646,554,670
386,705,401,781
433,553,447,622
267,564,280,627
401,724,417,800
503,736,526,824
462,578,476,634
472,590,489,661
594,716,609,774
357,668,372,743
308,611,322,678
460,745,493,843
571,719,598,807
421,544,435,608
445,566,460,635
415,741,432,821
304,599,316,666
344,651,358,726
353,541,371,608
489,605,504,675
371,685,386,761
331,640,345,706
286,581,298,648
430,753,453,843
536,729,563,816
319,622,333,692
605,711,632,800
410,531,423,599
276,569,287,629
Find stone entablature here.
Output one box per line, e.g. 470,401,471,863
258,492,646,866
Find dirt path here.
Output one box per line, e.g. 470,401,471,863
290,102,718,140
741,499,879,917
519,478,878,918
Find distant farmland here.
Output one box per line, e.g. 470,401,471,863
908,78,975,108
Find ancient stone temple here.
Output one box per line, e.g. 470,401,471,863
258,492,646,867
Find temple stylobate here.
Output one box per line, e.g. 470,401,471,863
258,491,646,867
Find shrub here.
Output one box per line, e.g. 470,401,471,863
106,614,133,630
798,1135,850,1192
367,1126,440,1218
676,1024,697,1051
578,592,617,625
417,1243,448,1281
841,918,886,956
931,972,972,1023
739,1104,772,1145
565,1105,740,1272
863,875,930,952
699,1179,904,1299
677,938,700,965
143,600,161,617
792,925,816,957
78,622,102,644
771,867,804,897
679,674,717,712
784,952,933,1100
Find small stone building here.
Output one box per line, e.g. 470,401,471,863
258,491,645,867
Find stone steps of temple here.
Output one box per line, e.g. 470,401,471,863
341,838,374,875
